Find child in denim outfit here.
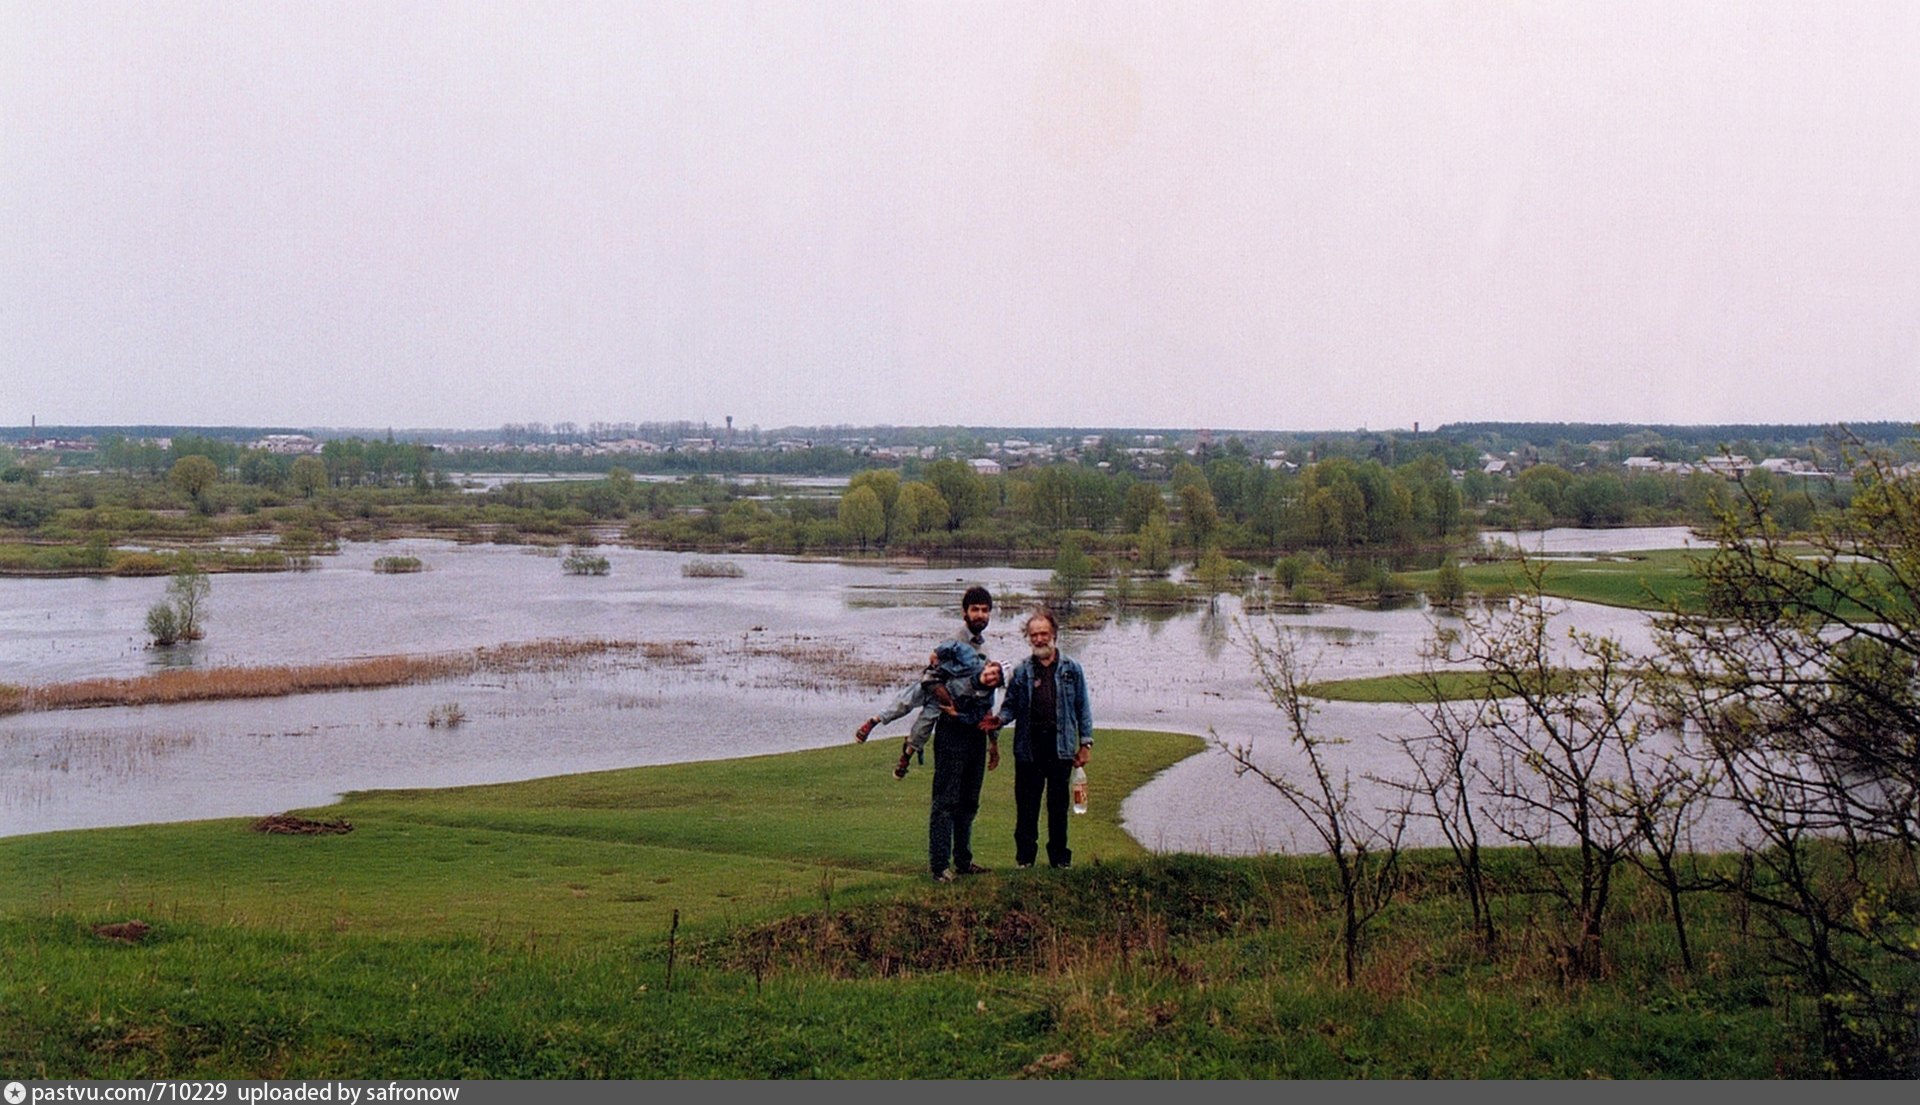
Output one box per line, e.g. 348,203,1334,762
855,641,1002,779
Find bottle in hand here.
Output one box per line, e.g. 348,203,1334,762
1070,765,1088,815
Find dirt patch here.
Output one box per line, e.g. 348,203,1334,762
92,920,152,943
1018,1052,1075,1079
251,814,354,835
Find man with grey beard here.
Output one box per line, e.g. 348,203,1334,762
997,607,1093,869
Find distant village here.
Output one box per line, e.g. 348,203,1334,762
5,420,1909,481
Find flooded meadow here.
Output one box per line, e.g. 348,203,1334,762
1,528,1706,852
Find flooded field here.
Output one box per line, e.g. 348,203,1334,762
1,530,1707,851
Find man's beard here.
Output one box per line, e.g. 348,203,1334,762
1031,645,1056,662
966,616,990,635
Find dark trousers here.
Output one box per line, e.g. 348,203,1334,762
929,717,987,876
1014,753,1076,868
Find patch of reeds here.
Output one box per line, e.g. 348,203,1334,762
426,702,467,728
0,639,642,716
681,559,745,579
372,556,425,574
742,638,902,692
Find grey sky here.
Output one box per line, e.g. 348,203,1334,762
5,1,1917,432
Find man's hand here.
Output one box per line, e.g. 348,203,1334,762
1074,744,1090,768
977,714,1003,732
987,742,1000,772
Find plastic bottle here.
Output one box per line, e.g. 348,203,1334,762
1070,765,1088,815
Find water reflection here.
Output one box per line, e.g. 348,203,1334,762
0,535,1697,848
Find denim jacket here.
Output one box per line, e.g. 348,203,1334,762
1003,653,1093,762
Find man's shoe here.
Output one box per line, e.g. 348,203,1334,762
1016,862,1034,869
1050,861,1072,870
956,863,990,876
933,870,957,884
854,718,877,743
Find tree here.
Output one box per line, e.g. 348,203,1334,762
168,455,220,512
847,469,902,543
1192,544,1234,606
1123,481,1166,533
290,456,329,498
923,459,989,531
1224,623,1406,985
166,558,211,640
1430,556,1641,979
1177,481,1219,550
1050,536,1092,611
1137,515,1173,574
147,558,210,645
895,481,949,540
1651,450,1920,1072
838,485,885,552
1430,559,1467,608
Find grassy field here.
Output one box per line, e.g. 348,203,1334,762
1403,549,1710,611
0,729,1818,1078
1299,670,1584,704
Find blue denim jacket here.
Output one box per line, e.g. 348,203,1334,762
931,632,996,727
1003,653,1093,762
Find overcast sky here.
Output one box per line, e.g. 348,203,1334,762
4,1,1917,433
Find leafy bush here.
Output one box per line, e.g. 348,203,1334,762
144,603,180,646
562,548,611,576
373,556,425,574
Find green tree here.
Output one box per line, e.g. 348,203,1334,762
1177,481,1219,550
1050,535,1093,611
290,456,329,499
147,557,211,645
1430,559,1466,607
922,459,989,531
847,470,903,542
168,455,221,512
1652,456,1920,1071
1123,482,1166,533
838,485,885,552
1138,515,1173,573
895,481,948,539
1192,544,1234,604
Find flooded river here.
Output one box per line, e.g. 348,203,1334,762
1,528,1705,851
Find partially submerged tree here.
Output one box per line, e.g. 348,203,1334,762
1049,535,1092,612
147,557,210,646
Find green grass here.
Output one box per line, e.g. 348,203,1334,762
1301,670,1579,703
1404,549,1709,611
0,730,1832,1078
0,733,1199,947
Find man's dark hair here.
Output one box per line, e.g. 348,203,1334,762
962,585,994,609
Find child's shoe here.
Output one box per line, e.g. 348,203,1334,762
854,717,877,743
894,743,913,780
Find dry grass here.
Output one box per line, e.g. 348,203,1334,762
742,638,903,692
0,639,643,716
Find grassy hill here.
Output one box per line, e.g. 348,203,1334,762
0,730,1811,1078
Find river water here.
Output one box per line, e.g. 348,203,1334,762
0,527,1709,851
